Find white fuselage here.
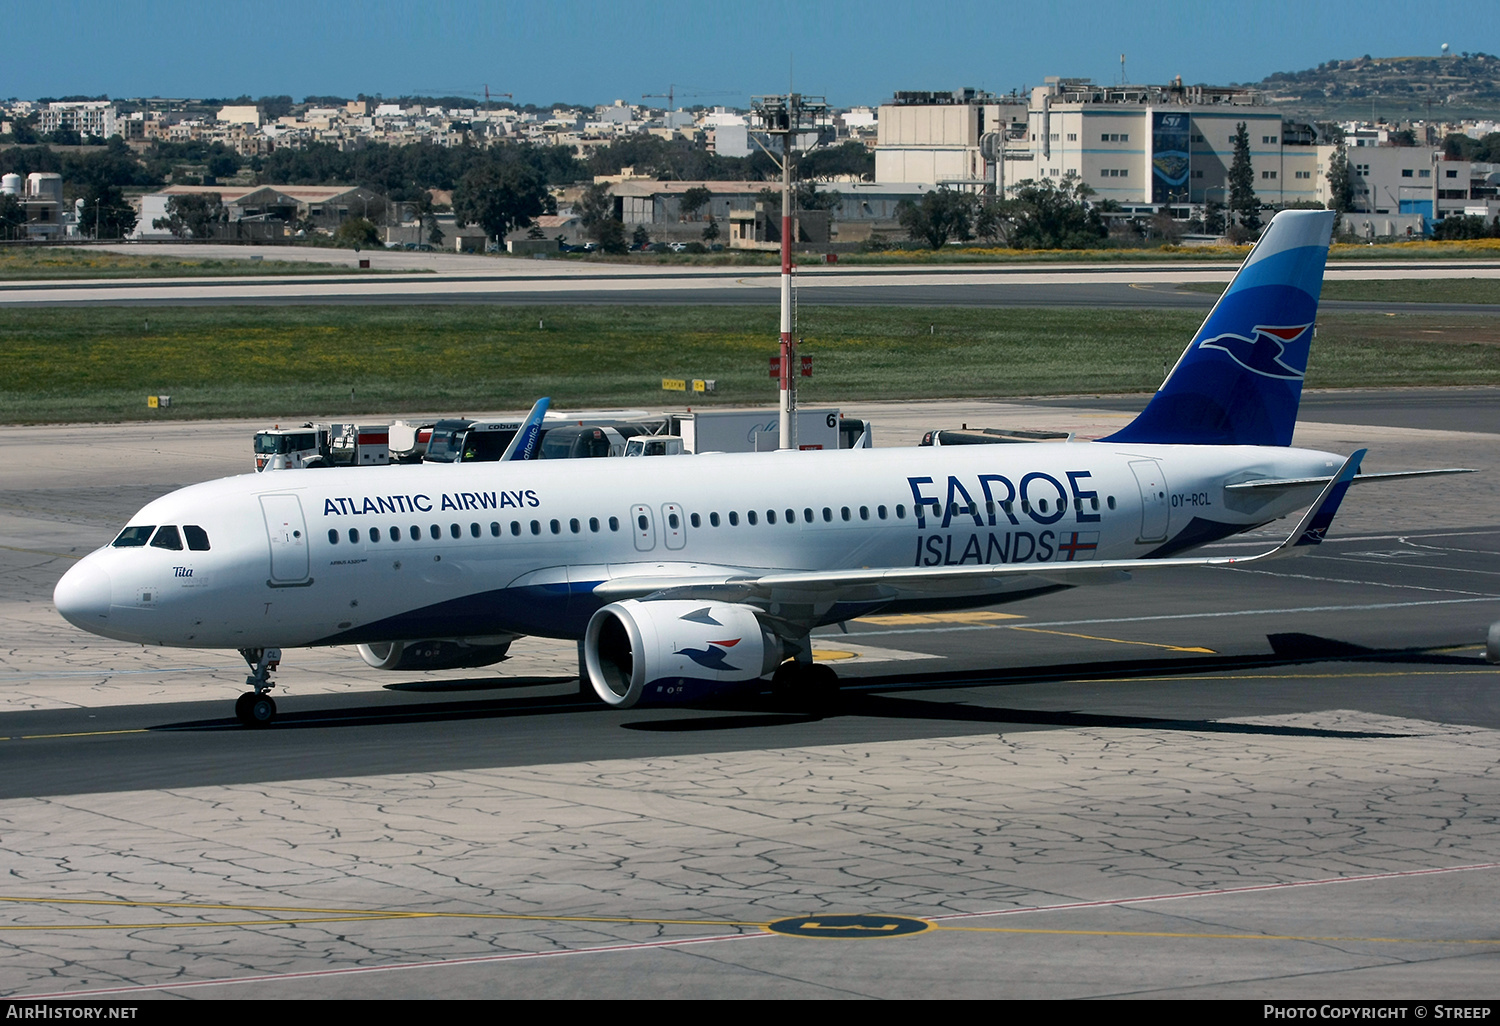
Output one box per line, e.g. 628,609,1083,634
55,442,1344,651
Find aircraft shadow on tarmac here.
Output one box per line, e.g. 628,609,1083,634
147,632,1474,739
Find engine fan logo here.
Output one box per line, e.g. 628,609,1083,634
677,637,741,670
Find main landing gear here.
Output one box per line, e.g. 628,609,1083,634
770,657,841,714
236,648,281,728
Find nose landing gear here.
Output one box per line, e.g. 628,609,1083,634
236,648,281,728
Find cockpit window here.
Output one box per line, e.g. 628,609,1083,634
184,525,211,551
112,525,155,547
149,526,183,550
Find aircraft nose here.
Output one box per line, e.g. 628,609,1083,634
54,560,112,630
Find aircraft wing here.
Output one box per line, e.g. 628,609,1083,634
592,450,1366,605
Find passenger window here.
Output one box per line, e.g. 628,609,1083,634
1091,497,1099,511
729,511,739,526
112,526,155,547
878,505,888,520
786,509,796,524
411,525,421,540
370,527,381,543
1021,501,1030,514
184,525,211,551
430,525,440,540
328,529,339,545
511,521,521,536
766,510,776,525
609,516,620,532
637,514,648,531
450,524,461,539
531,521,541,535
667,513,679,529
150,526,183,550
896,505,906,519
550,520,561,534
822,507,832,522
570,518,581,534
710,512,720,527
841,507,851,521
350,528,360,543
590,517,600,532
1039,499,1049,513
803,508,813,523
690,513,700,528
860,506,870,520
746,510,757,526
390,526,401,541
1107,496,1116,510
491,522,501,537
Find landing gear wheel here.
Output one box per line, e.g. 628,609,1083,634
769,661,841,714
236,692,277,728
803,663,841,714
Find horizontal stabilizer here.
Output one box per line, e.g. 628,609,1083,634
1225,467,1474,492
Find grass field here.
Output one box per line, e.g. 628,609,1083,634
0,247,381,280
1179,278,1500,304
2,304,1497,424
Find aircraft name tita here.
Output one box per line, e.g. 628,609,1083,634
322,490,540,516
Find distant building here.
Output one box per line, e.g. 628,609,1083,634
876,79,1320,213
38,101,118,140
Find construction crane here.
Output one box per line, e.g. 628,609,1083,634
641,85,734,111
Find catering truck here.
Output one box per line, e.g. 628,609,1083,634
253,424,390,471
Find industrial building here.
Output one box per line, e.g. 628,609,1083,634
0,172,73,239
876,78,1320,214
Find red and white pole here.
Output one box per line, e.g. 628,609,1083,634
778,123,797,451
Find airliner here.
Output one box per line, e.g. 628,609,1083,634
52,210,1462,726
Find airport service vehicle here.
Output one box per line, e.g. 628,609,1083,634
253,424,389,472
624,436,685,457
676,408,846,453
55,211,1469,727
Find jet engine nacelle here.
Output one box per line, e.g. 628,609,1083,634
584,599,784,708
357,636,515,671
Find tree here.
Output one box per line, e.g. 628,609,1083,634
594,216,628,254
453,160,548,244
78,184,137,239
575,182,627,251
702,215,720,243
152,193,226,239
1228,122,1261,232
897,189,979,248
333,217,381,249
631,224,650,248
984,175,1107,249
679,185,712,221
0,193,25,240
426,214,444,248
1325,148,1354,213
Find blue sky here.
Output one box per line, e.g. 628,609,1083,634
6,0,1498,108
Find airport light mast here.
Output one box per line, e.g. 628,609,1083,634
751,93,829,450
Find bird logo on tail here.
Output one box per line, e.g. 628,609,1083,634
1197,323,1312,380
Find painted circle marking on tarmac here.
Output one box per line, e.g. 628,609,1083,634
811,648,858,662
767,914,931,939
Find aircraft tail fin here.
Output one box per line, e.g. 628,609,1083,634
500,397,551,461
1101,209,1336,447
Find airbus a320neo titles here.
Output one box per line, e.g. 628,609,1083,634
53,210,1466,726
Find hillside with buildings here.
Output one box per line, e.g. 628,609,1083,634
1252,52,1500,121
